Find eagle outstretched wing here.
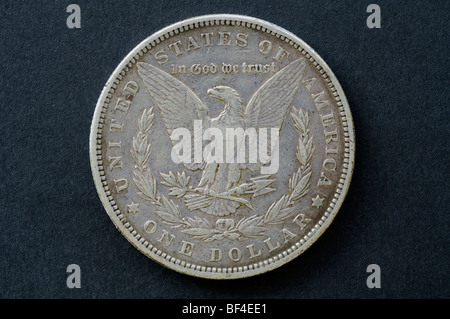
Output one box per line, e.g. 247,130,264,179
244,58,306,171
137,62,210,170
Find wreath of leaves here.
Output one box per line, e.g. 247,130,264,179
131,107,315,242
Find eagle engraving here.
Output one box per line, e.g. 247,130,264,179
137,58,306,216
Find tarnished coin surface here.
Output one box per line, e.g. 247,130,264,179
90,14,354,279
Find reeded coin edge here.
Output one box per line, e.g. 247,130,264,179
89,14,355,279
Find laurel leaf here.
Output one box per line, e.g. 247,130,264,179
156,210,184,225
290,171,312,201
289,168,300,193
131,136,143,165
177,171,190,188
236,215,262,230
160,172,178,187
160,195,182,219
223,232,240,240
138,110,146,133
137,135,147,155
263,195,289,225
263,197,293,225
168,187,187,198
142,144,152,166
156,196,184,226
299,109,310,129
182,228,215,236
133,170,157,201
186,216,211,229
143,109,155,134
239,226,266,237
130,144,138,165
138,108,155,134
269,207,294,224
204,234,226,242
263,201,278,224
291,110,306,134
297,138,308,166
305,136,314,162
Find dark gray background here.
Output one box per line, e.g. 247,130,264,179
1,0,448,298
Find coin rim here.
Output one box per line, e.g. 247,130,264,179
89,14,355,279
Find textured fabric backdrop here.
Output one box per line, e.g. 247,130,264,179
0,0,448,298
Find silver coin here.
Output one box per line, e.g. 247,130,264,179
90,14,355,279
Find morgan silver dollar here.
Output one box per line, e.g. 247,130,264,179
90,14,355,279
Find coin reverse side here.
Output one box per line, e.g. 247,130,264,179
90,14,355,279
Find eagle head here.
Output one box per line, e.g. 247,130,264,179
207,86,241,104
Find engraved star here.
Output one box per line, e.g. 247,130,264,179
127,202,140,215
311,195,324,209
